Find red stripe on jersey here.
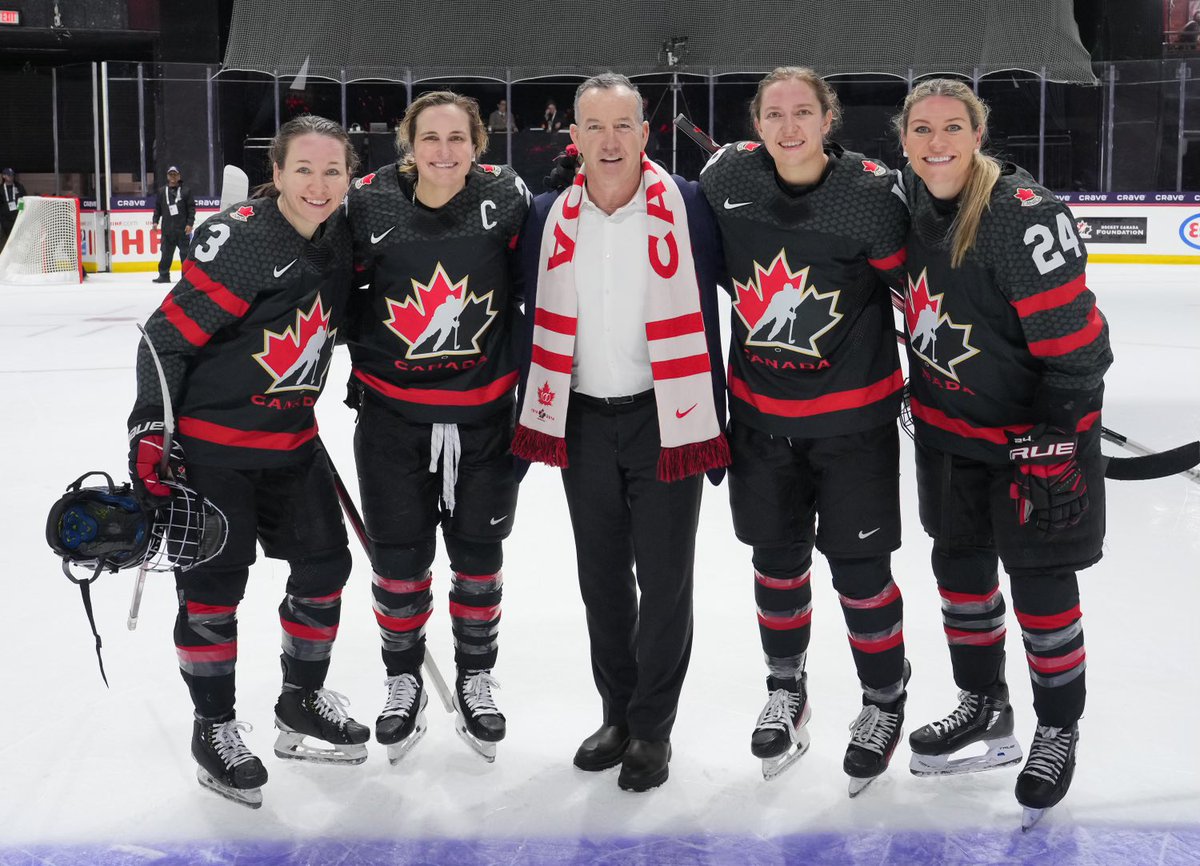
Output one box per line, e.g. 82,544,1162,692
160,295,210,347
354,368,518,407
449,601,501,621
186,601,237,617
646,312,704,341
534,307,577,336
178,416,318,451
176,643,237,662
372,574,433,594
911,398,1099,443
755,570,811,591
651,354,711,380
280,619,338,642
1027,646,1086,674
939,586,1001,606
374,609,432,632
757,608,812,630
945,626,1006,646
532,344,573,375
182,260,251,317
839,581,901,610
1028,307,1104,358
1011,273,1088,318
1016,604,1081,631
730,369,903,418
868,246,907,272
848,630,904,653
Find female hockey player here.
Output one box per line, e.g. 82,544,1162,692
698,67,911,795
344,91,530,763
895,79,1111,829
126,114,366,808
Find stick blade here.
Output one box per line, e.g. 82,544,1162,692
220,165,250,210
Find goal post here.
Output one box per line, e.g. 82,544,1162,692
0,195,84,285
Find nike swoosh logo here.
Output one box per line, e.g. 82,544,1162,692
371,226,395,244
675,404,698,419
489,515,508,525
723,198,752,210
858,528,881,539
273,259,297,278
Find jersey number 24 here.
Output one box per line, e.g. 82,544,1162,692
1024,212,1082,275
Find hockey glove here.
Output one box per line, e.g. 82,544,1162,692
128,416,186,506
1008,425,1088,534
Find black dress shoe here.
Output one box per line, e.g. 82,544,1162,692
573,724,630,771
617,738,671,791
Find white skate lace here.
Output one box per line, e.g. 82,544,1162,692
928,691,980,738
848,705,900,756
1023,725,1072,783
460,670,501,716
756,688,801,733
380,673,420,719
309,688,355,730
211,719,257,768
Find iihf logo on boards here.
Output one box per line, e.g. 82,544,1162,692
252,295,337,393
905,269,980,380
384,262,498,359
733,249,841,357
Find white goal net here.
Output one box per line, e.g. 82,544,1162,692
0,195,84,285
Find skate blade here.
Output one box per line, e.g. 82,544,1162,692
1021,807,1046,831
273,730,368,765
761,729,812,781
910,738,1024,777
454,719,497,762
386,717,428,766
196,767,262,809
847,775,878,798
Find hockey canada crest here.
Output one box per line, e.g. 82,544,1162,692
252,295,337,393
231,205,255,222
479,164,503,176
384,262,498,359
733,249,841,357
536,381,555,406
737,141,762,152
862,159,888,177
355,172,377,189
904,269,980,380
1015,188,1042,207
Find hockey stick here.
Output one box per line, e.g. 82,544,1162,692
127,325,175,631
322,445,456,714
219,165,250,210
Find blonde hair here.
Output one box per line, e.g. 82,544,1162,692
750,66,841,136
894,78,1001,268
396,91,489,174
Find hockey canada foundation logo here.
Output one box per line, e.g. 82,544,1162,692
733,249,842,357
1015,188,1042,207
384,262,498,359
252,295,337,393
904,269,979,381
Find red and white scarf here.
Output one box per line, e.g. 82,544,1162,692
512,156,729,482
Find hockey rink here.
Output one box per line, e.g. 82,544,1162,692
1,264,1197,865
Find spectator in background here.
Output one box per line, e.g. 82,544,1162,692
0,167,26,252
152,166,196,283
1180,9,1200,44
539,99,564,132
488,99,517,133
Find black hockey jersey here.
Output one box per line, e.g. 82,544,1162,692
903,163,1113,463
346,163,530,423
129,197,354,469
699,142,909,438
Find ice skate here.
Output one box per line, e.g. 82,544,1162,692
273,687,370,764
376,672,428,765
453,669,505,762
909,690,1023,776
191,717,267,809
1017,723,1078,831
844,697,905,797
750,674,811,781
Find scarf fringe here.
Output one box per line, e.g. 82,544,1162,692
512,423,569,468
657,433,731,482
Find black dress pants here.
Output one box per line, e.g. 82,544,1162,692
561,390,704,742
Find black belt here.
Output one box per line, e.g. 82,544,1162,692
572,388,655,406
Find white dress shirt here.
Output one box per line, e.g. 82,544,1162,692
571,183,654,399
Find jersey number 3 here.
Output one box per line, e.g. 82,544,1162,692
1024,212,1081,275
193,224,232,263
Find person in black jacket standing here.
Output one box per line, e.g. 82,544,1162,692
0,167,26,252
152,165,196,283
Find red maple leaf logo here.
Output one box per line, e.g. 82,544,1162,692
479,164,502,176
732,250,841,357
383,263,495,359
1014,188,1041,206
537,381,555,406
904,268,940,338
356,172,377,188
904,268,980,380
252,295,335,392
737,141,762,152
862,159,886,176
231,205,254,222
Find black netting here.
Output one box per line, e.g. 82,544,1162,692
222,0,1097,85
